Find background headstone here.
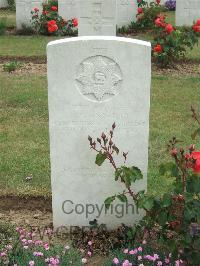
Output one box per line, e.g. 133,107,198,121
47,36,151,229
58,0,137,28
58,0,77,21
116,0,137,27
0,0,8,8
77,0,117,36
16,0,43,30
176,0,200,26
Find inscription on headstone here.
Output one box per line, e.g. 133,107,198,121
176,0,200,26
77,0,117,36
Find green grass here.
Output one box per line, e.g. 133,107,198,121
0,36,60,57
1,71,200,196
0,9,15,28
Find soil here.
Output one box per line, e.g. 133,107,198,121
0,59,199,76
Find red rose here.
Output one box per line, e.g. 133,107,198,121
195,18,200,26
72,18,78,27
51,6,58,11
137,7,143,14
193,25,200,33
155,17,166,27
33,7,39,12
153,44,162,53
42,10,48,15
165,23,174,34
47,20,58,33
156,0,161,4
186,151,200,175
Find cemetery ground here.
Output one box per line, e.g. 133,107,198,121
0,8,200,266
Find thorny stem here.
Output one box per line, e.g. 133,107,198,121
89,125,148,211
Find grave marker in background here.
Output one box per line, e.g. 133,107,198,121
77,0,117,36
16,0,43,30
176,0,200,26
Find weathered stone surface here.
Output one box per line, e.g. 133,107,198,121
47,36,151,229
176,0,200,26
16,0,43,30
77,0,117,36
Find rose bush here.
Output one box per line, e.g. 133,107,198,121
89,107,200,266
152,16,200,66
31,0,78,36
133,0,167,30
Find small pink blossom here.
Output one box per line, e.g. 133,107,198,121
142,240,147,244
87,251,92,257
123,248,129,254
0,252,7,257
122,260,132,266
129,249,137,255
138,247,143,252
113,257,119,264
138,256,142,261
88,241,92,246
64,245,70,250
29,261,35,266
43,243,49,250
33,251,43,257
157,261,163,266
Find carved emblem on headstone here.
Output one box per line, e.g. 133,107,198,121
76,55,123,102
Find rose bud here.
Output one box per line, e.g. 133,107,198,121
97,138,101,144
101,132,106,139
112,122,116,129
170,148,177,157
189,144,195,152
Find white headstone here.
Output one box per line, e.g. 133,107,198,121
58,0,77,21
47,36,151,229
0,0,8,8
117,0,137,27
77,0,117,36
58,0,137,28
176,0,200,26
16,0,43,30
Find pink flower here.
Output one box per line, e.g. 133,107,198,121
33,251,43,257
138,256,142,261
43,243,49,250
113,257,119,264
29,261,35,266
122,260,132,266
87,251,92,257
175,260,183,266
165,258,170,264
65,245,70,250
6,245,12,250
138,247,143,252
0,252,7,257
129,249,137,255
123,248,129,254
88,241,92,246
142,240,147,244
157,261,163,266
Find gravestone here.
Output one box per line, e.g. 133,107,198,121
58,0,137,28
77,0,117,36
16,0,43,30
58,0,77,21
0,0,8,8
176,0,200,26
47,36,151,229
117,0,137,27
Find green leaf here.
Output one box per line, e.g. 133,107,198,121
115,168,122,181
117,194,127,203
158,211,168,226
162,193,172,208
95,152,107,166
159,162,179,177
104,195,116,210
191,128,200,140
129,166,143,182
142,197,154,211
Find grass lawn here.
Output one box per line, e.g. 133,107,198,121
1,71,200,197
0,9,15,28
